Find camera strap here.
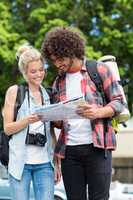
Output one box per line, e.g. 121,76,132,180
26,86,47,139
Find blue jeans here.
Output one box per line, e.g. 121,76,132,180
9,162,54,200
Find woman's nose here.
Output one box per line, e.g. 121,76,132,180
36,70,43,77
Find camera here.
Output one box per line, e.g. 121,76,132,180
25,133,47,147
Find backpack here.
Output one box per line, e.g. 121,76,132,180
0,84,27,167
86,55,130,131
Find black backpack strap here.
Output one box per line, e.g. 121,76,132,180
86,60,102,89
85,60,108,157
86,60,107,105
14,83,28,121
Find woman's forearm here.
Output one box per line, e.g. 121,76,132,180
4,118,28,136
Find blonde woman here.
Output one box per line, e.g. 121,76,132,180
3,44,60,200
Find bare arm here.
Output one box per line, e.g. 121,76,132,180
3,85,40,136
50,122,57,148
50,123,61,183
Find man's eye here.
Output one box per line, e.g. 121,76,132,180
59,58,64,62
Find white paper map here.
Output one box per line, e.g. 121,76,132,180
33,98,86,121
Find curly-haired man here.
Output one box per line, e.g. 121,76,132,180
41,27,124,200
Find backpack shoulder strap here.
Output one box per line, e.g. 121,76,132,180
86,60,103,93
85,60,107,104
86,60,109,155
14,83,28,121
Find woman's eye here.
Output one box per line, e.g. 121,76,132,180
39,68,44,72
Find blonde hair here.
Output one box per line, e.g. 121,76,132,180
16,43,44,79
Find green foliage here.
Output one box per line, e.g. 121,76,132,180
0,0,133,127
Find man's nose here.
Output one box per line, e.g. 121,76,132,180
54,59,62,67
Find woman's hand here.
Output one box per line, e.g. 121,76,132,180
26,114,40,124
54,157,61,184
4,114,41,135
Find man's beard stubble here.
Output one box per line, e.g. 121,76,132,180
58,59,74,77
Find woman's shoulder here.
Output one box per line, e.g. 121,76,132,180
5,85,19,103
4,85,19,109
6,84,18,96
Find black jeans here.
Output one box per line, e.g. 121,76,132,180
61,144,112,200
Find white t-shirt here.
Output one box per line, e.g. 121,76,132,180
66,71,93,145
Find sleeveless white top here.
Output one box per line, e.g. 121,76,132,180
25,90,49,164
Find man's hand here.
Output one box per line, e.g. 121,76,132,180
77,104,99,119
77,103,114,119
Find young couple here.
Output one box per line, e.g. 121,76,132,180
3,27,125,200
